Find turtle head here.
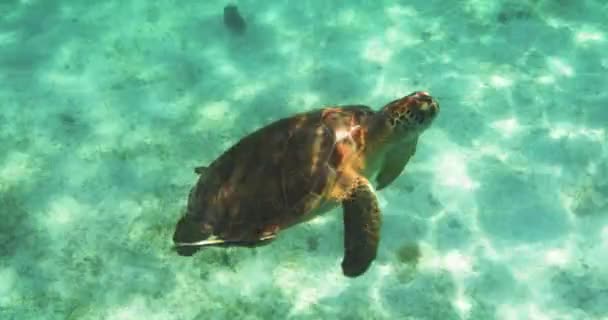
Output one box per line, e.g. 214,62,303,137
382,91,439,136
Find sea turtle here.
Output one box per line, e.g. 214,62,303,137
173,91,439,277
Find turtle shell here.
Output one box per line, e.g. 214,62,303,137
179,106,375,245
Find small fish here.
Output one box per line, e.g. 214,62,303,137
223,4,246,35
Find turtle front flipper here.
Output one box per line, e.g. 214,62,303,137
341,177,381,277
375,138,417,190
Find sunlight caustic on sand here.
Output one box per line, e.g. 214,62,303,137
0,151,36,190
489,74,513,88
544,248,571,267
363,38,393,64
434,151,479,190
575,30,604,44
0,267,16,302
490,117,522,138
602,226,608,249
44,196,88,227
453,293,473,319
547,57,575,77
548,123,605,142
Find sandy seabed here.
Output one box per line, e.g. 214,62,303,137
1,1,607,319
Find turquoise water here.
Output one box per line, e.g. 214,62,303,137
1,1,607,319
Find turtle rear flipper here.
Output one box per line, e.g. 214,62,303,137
174,235,277,255
172,215,214,256
194,165,209,176
221,233,277,248
173,214,279,255
341,177,381,277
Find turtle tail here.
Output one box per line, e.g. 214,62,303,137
172,215,213,256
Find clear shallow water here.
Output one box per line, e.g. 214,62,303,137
1,1,607,319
